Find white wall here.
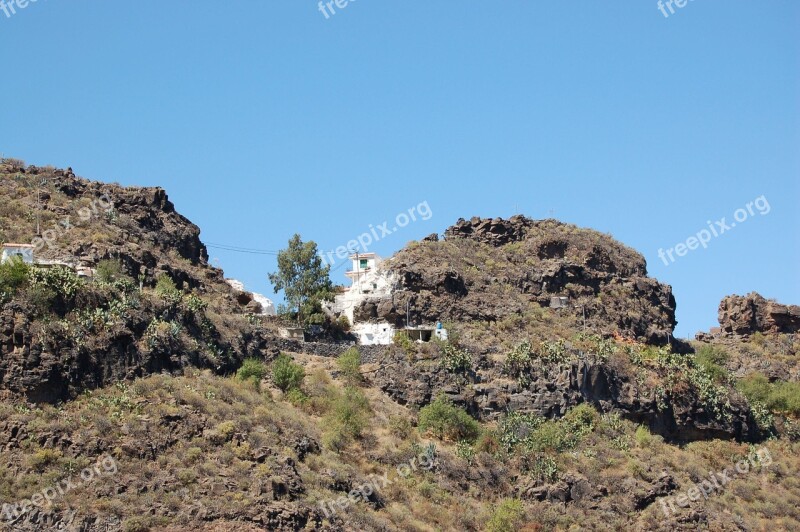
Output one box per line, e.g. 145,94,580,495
353,322,396,345
1,247,33,264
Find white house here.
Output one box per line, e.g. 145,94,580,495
1,243,34,264
344,252,382,293
324,255,398,345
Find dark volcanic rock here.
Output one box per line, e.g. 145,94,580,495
381,216,677,343
367,346,762,443
718,292,800,336
444,215,534,246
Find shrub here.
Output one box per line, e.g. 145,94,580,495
0,256,29,301
737,373,772,406
183,294,208,315
96,259,126,283
769,381,800,416
455,440,476,463
388,415,414,439
394,332,416,356
155,274,181,302
322,386,371,451
28,265,82,299
336,347,362,385
285,387,309,406
498,411,544,451
122,517,152,532
539,339,570,364
27,448,62,472
505,340,533,377
526,404,598,453
634,425,653,447
272,354,305,392
24,284,55,316
336,315,351,332
418,395,480,442
475,431,501,455
208,421,236,444
563,402,599,430
486,499,525,532
237,358,268,387
440,342,472,373
530,454,559,483
694,344,730,383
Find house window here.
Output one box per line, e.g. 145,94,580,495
360,259,368,269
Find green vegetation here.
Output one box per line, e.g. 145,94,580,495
95,258,126,283
268,234,334,325
236,358,268,388
486,499,525,532
0,256,29,302
694,344,731,384
573,332,617,360
634,425,653,447
622,344,734,422
322,386,371,452
336,347,362,385
394,331,416,356
498,403,598,454
738,373,800,417
28,264,82,299
154,273,181,302
439,342,472,373
271,353,305,392
418,395,480,442
504,338,573,386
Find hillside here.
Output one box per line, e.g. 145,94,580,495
1,159,799,531
0,158,283,402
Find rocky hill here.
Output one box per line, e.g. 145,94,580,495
377,216,677,345
1,159,799,532
0,159,281,403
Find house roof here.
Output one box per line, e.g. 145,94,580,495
348,252,378,260
2,243,34,248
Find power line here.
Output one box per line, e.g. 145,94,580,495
205,242,280,255
205,241,351,276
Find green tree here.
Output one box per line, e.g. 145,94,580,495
268,234,334,325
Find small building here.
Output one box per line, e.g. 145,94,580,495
354,322,395,345
550,296,570,309
402,328,435,343
1,243,34,264
280,327,306,341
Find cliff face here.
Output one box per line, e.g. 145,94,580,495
357,216,676,345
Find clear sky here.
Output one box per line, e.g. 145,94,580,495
1,1,798,338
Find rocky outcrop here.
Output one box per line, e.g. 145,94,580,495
718,292,800,336
369,216,676,343
444,215,535,246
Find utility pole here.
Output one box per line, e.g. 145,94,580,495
35,177,46,235
36,181,41,235
353,249,361,293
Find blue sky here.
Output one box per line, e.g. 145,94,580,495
1,1,797,338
